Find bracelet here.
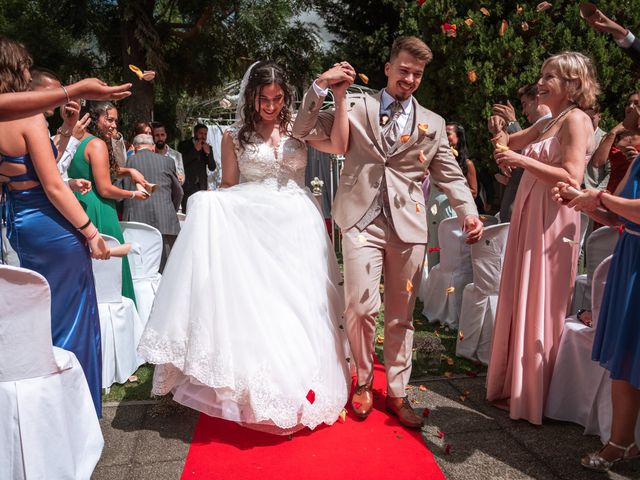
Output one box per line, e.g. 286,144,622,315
61,85,70,104
76,219,92,231
86,227,99,241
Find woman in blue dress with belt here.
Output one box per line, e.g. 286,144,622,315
556,121,640,472
0,37,109,416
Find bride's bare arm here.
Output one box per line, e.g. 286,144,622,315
306,88,349,155
220,131,240,188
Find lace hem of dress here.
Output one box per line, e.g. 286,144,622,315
138,327,347,431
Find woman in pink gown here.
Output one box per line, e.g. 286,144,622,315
486,52,600,424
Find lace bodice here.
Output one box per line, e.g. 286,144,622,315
229,127,307,190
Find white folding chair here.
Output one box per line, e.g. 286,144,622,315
120,221,163,326
93,234,145,389
571,226,619,314
456,223,510,364
546,256,640,443
425,185,456,272
0,265,103,480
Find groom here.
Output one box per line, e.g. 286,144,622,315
293,36,483,428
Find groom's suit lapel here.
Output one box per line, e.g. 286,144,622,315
364,92,386,157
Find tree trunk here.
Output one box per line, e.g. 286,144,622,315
119,0,156,126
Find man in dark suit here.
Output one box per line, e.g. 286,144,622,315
177,123,215,212
583,7,640,66
123,134,183,272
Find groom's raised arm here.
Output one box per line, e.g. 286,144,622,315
293,83,335,142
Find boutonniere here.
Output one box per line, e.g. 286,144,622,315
380,113,389,126
418,123,428,135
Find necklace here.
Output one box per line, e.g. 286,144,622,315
540,104,576,135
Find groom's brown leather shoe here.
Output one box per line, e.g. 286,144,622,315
385,396,423,429
351,383,374,418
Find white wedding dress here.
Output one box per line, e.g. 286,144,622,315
138,127,350,434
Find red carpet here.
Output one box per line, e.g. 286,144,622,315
181,361,446,479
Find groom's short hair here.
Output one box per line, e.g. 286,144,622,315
390,36,433,65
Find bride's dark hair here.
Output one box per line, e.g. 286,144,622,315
237,61,293,150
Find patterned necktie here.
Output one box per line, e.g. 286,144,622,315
382,100,403,148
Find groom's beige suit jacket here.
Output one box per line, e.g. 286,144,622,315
293,88,478,242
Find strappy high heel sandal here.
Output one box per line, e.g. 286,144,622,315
581,441,640,472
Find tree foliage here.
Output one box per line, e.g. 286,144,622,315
315,0,640,168
0,0,322,135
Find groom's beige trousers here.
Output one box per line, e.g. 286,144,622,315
342,213,426,398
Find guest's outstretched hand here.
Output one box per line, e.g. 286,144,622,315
492,101,516,124
581,5,628,41
463,215,483,244
89,233,111,260
68,178,92,195
71,78,132,101
568,188,601,212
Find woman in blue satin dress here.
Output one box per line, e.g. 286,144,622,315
0,37,110,416
555,142,640,472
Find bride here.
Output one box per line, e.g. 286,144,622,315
138,61,356,434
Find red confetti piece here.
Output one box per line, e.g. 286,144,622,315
445,444,452,454
306,389,315,404
441,23,457,38
436,430,445,438
416,0,426,5
428,247,441,253
419,385,427,391
463,389,471,396
467,371,478,378
353,401,362,409
423,408,431,417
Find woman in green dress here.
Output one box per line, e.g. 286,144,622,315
67,101,148,303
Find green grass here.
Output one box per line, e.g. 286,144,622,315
102,363,155,403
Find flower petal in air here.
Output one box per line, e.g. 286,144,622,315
416,203,422,214
516,4,523,14
467,70,477,83
400,134,411,143
419,385,427,391
464,18,474,27
447,357,454,366
358,73,369,84
521,21,530,31
446,286,455,294
480,7,490,16
406,279,414,292
451,146,459,157
458,330,465,341
499,19,508,37
141,70,156,81
128,64,144,80
376,334,385,345
418,123,428,135
536,1,552,12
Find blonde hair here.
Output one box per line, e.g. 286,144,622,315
542,51,600,110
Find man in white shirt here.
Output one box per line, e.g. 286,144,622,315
152,122,185,185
